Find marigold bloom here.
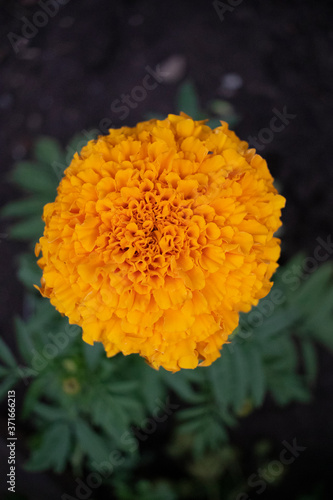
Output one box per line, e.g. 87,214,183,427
35,114,285,372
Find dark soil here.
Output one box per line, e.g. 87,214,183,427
0,0,333,498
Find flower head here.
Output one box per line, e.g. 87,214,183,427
35,114,285,371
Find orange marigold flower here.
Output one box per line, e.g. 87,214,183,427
35,114,285,372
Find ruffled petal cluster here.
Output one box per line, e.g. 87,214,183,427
35,114,285,371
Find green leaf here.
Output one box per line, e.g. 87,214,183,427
140,364,166,413
0,337,17,368
83,341,105,371
214,347,234,408
252,308,299,339
207,356,228,410
17,253,42,289
269,375,311,406
25,422,71,472
262,337,298,379
22,295,61,339
208,99,235,117
229,343,248,413
0,365,9,377
144,112,167,121
0,374,18,401
34,137,64,165
177,405,209,421
161,370,203,404
246,343,266,407
67,132,97,157
207,99,240,127
21,377,46,419
51,160,67,181
9,217,44,241
176,81,202,119
191,416,228,457
300,340,317,385
53,424,71,473
75,418,110,463
9,161,57,194
109,381,139,395
1,198,47,218
14,316,35,364
34,402,68,422
207,118,222,129
177,417,205,435
91,395,126,439
294,263,332,312
296,271,333,350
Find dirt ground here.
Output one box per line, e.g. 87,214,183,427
0,0,333,498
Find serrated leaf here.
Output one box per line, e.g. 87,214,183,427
0,374,18,401
14,316,35,364
311,322,333,351
21,377,46,419
52,424,71,473
253,308,299,339
24,422,71,472
161,370,203,404
75,418,110,463
297,274,333,350
91,396,126,440
229,343,248,413
262,337,297,382
300,340,317,385
34,402,68,421
246,343,266,406
215,346,234,408
140,364,166,413
190,416,228,457
23,297,61,339
14,365,38,386
0,337,17,368
0,365,9,377
290,263,333,315
177,405,208,421
268,373,311,406
83,341,105,371
177,416,206,437
206,357,227,410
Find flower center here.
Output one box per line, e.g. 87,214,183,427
103,187,194,286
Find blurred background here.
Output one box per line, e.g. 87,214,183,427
0,0,333,499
